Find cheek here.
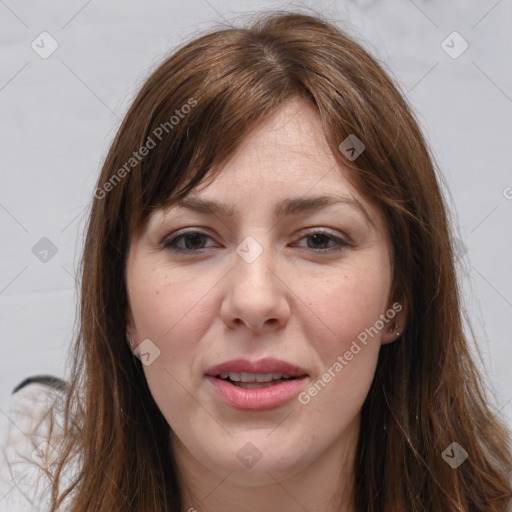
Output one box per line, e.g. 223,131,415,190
127,265,220,411
128,268,213,423
128,265,211,343
293,260,391,419
303,261,391,353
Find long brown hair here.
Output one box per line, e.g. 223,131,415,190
47,10,512,511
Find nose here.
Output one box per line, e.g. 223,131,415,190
221,244,291,333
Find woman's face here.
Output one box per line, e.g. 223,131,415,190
125,98,404,487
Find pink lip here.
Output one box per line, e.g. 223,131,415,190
205,358,309,411
205,376,309,411
205,357,308,377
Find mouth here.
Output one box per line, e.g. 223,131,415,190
204,358,310,410
214,372,305,389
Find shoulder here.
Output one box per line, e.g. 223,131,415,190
0,376,75,512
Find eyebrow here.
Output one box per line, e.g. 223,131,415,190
173,194,374,226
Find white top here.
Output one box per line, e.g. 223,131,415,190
0,382,76,512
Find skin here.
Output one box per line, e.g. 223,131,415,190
125,98,406,512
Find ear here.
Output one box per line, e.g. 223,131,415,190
380,297,407,345
126,307,139,355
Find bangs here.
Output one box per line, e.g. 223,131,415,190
123,30,315,239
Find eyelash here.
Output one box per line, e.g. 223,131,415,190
162,229,350,254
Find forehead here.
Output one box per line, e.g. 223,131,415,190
220,97,338,176
164,99,383,228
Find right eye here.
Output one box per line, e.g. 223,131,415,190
162,230,218,254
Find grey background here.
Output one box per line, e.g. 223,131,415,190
1,0,511,431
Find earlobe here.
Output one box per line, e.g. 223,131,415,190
126,308,137,353
126,328,141,357
381,320,402,344
380,299,407,345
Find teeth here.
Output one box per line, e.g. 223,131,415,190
256,373,274,382
240,372,275,382
220,372,292,382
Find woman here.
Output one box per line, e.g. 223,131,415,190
1,10,511,512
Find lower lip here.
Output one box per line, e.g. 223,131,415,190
205,376,308,411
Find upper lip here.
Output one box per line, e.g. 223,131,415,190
205,358,309,377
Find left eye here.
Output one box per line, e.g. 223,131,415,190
163,230,349,254
294,231,348,252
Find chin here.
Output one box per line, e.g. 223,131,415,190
203,440,312,486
